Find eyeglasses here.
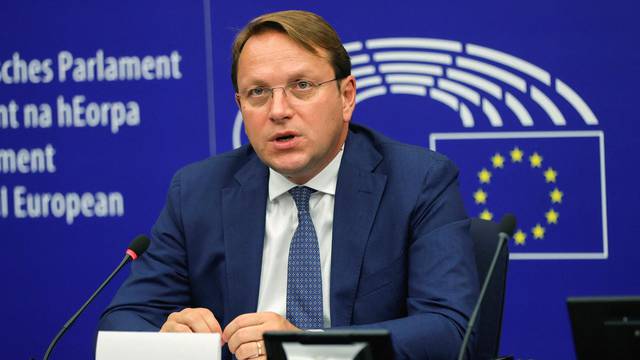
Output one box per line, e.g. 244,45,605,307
237,78,339,107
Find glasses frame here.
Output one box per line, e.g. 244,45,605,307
236,78,340,107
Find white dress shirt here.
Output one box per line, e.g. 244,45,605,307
256,148,344,328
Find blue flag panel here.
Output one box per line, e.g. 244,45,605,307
432,132,607,259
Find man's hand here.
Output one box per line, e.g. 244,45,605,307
160,308,222,336
223,312,300,360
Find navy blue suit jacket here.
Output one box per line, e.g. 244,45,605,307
99,124,479,359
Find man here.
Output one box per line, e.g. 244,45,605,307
100,10,479,360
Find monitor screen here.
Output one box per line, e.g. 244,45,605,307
567,296,640,360
263,330,393,360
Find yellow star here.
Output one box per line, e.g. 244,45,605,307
513,229,527,245
473,189,488,204
479,209,493,221
532,224,545,239
510,147,524,162
550,188,564,203
478,168,492,184
529,152,543,168
544,167,557,183
545,209,559,224
491,153,505,169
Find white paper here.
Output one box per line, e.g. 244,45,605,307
96,331,220,360
281,342,368,360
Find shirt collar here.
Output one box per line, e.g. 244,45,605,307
269,146,344,201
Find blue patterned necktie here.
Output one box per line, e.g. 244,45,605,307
286,186,324,329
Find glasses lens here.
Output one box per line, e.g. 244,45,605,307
245,89,270,107
288,81,317,101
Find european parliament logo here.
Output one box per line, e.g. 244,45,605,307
230,37,608,260
345,37,608,260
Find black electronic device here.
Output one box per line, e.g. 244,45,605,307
263,330,393,360
567,296,640,360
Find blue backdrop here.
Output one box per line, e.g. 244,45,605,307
2,1,638,359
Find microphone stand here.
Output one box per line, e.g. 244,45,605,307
42,255,131,360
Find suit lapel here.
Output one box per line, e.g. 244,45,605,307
330,131,387,326
220,130,387,327
222,154,268,324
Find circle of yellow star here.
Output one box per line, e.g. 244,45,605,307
513,229,527,245
491,153,505,169
473,189,488,204
529,152,543,168
478,168,492,184
471,148,564,244
545,209,559,224
532,224,545,239
550,187,564,203
544,167,558,183
510,147,524,162
479,209,493,221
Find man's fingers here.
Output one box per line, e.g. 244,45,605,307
186,308,221,333
181,309,211,332
226,324,262,353
234,340,266,360
161,308,221,334
224,312,299,356
184,308,221,332
160,321,193,333
201,310,223,333
222,312,265,342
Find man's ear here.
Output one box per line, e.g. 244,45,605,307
234,94,242,109
340,75,356,123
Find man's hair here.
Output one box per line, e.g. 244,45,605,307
231,10,351,92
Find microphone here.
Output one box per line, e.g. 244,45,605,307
42,235,150,360
457,214,516,360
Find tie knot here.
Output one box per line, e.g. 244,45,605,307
289,186,314,212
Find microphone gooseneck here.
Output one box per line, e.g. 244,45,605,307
457,214,516,360
42,235,150,360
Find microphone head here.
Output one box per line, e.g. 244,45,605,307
126,235,150,260
498,214,517,237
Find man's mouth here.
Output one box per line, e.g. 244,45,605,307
276,134,295,142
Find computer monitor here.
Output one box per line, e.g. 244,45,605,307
263,329,393,360
567,296,640,360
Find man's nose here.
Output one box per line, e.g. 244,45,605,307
268,87,294,122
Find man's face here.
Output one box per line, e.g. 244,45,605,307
236,30,356,184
